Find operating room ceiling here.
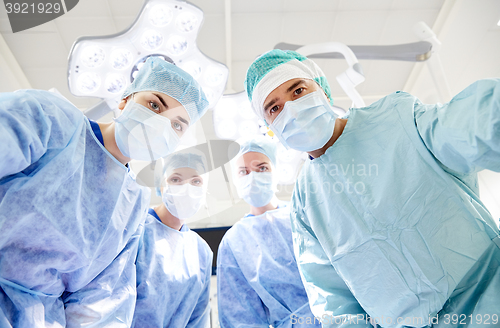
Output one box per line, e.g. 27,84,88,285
1,0,499,227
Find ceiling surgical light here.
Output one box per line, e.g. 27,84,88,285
68,0,228,117
81,46,105,68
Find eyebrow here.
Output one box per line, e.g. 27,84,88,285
153,93,168,108
263,79,306,112
255,162,268,167
286,79,306,93
176,116,190,126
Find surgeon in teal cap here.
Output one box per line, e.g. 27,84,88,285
0,56,209,327
244,49,500,327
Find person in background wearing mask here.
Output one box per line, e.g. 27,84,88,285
132,148,212,328
0,56,208,327
244,49,500,327
217,135,321,328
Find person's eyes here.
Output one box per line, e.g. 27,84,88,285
172,121,183,132
169,177,181,184
191,179,202,186
269,105,280,115
258,166,268,172
149,101,160,112
238,169,248,176
294,87,304,96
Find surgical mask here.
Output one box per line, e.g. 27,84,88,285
270,90,337,152
162,183,205,221
114,100,180,161
236,171,276,207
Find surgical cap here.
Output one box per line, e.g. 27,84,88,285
244,49,333,120
233,134,277,167
154,148,209,196
122,56,209,124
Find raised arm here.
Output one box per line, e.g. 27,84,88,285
415,78,500,174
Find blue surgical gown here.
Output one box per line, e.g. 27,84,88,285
132,209,213,328
291,79,500,328
0,90,151,327
217,204,321,328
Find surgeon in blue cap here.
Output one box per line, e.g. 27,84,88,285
132,148,213,328
0,57,209,327
217,135,321,328
244,49,500,327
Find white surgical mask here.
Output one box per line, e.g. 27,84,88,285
270,90,337,152
114,100,181,161
162,183,205,221
236,171,276,207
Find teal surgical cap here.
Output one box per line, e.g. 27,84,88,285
235,135,278,167
244,49,333,119
123,56,209,124
154,148,209,196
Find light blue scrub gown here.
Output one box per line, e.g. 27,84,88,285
0,90,151,327
291,79,500,328
217,204,321,328
132,209,213,328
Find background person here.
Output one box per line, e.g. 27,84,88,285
132,149,212,328
0,56,208,327
244,49,500,327
217,135,321,328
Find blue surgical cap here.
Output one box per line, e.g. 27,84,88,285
122,57,209,124
154,148,209,196
244,49,332,119
235,135,278,167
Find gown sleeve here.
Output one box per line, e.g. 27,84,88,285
0,90,82,179
217,236,270,328
415,78,500,174
290,192,372,328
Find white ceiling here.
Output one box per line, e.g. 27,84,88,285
1,0,499,227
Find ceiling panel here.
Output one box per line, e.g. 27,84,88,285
63,0,113,18
330,11,388,44
231,13,283,60
281,12,336,45
378,10,441,44
107,0,145,17
338,0,393,11
2,32,67,69
196,13,226,64
391,0,445,11
232,0,284,14
55,18,118,50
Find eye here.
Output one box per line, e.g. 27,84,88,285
269,105,279,115
191,178,202,186
172,121,183,132
238,169,248,176
168,177,182,184
294,87,304,96
149,101,160,112
258,166,268,172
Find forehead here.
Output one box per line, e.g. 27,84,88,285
167,167,200,178
236,152,271,167
264,78,319,105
